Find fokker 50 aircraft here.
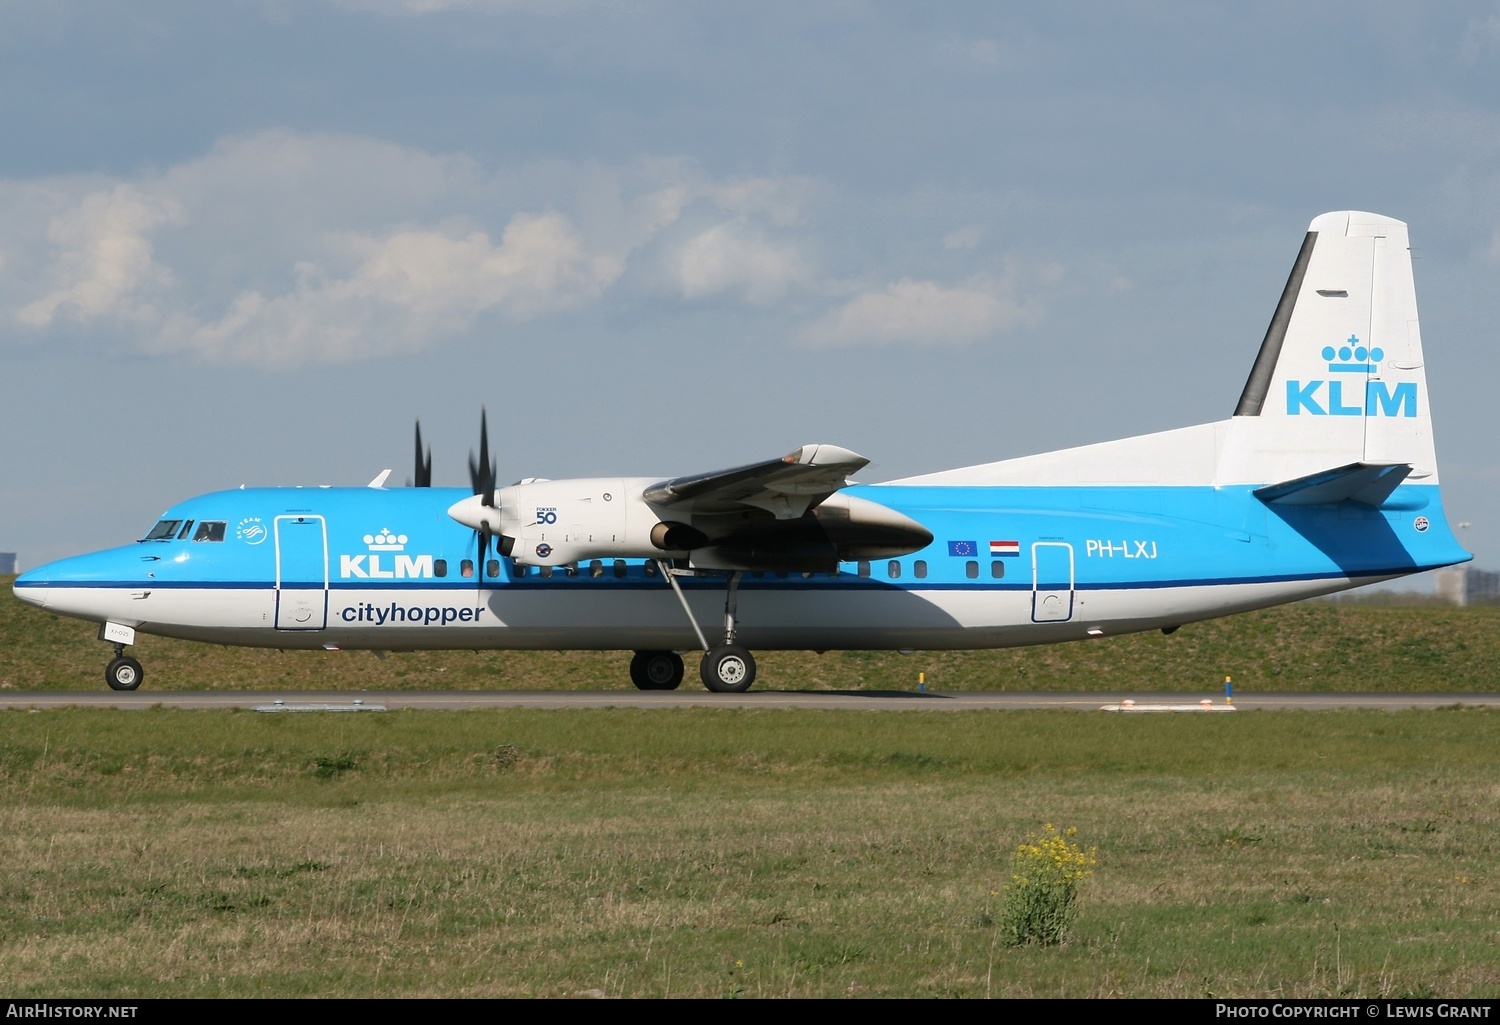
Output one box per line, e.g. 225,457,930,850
13,212,1471,692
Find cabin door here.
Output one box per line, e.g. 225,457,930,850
274,515,328,630
1031,542,1075,623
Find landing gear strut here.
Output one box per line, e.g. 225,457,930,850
654,562,758,693
105,644,144,691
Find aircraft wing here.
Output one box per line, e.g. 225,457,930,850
644,444,869,519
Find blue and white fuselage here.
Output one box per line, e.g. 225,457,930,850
11,212,1472,691
15,480,1465,651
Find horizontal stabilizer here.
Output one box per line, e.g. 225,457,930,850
1253,462,1411,507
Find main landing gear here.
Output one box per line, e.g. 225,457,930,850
700,642,755,692
629,650,685,690
643,562,758,693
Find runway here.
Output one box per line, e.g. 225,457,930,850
2,690,1497,711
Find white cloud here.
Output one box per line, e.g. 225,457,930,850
3,131,814,369
18,185,183,327
146,211,622,365
676,219,806,304
796,268,1058,349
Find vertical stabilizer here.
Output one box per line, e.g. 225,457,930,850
1217,212,1436,486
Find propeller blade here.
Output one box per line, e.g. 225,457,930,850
465,408,500,599
413,421,432,488
468,408,497,506
478,524,492,596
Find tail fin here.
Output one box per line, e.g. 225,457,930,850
1218,211,1436,487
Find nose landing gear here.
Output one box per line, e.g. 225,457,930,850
98,623,143,691
105,645,144,691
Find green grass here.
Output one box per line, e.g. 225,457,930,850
1,707,1497,997
4,575,1500,691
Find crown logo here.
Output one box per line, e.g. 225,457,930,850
364,528,407,552
1321,334,1383,374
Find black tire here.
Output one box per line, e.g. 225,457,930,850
105,656,144,692
629,650,684,691
700,644,756,693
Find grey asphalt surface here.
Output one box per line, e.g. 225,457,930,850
1,690,1496,711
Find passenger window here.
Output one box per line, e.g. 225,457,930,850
613,560,627,578
486,559,500,578
858,561,870,577
177,520,195,540
966,560,979,579
991,561,1006,579
888,560,901,579
914,560,927,579
192,521,226,542
644,562,658,577
564,564,577,577
540,566,553,578
461,560,474,578
590,560,604,578
434,559,448,578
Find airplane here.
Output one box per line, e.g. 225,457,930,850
12,211,1472,693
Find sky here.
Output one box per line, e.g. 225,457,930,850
3,1,1499,579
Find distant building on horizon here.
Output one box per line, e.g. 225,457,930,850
1434,565,1500,606
0,552,15,576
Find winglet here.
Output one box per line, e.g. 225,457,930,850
367,469,393,489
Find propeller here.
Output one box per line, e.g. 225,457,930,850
467,409,499,589
411,421,432,488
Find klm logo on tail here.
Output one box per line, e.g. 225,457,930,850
1286,335,1417,417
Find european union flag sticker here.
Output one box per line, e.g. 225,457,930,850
947,540,977,557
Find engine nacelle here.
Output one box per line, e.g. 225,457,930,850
449,477,685,567
448,480,932,570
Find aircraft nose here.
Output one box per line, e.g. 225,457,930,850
11,570,50,610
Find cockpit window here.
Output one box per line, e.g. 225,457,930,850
143,520,183,541
192,521,227,542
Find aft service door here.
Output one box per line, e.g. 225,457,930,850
1031,542,1075,623
275,515,328,630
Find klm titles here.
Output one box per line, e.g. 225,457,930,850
1286,379,1417,417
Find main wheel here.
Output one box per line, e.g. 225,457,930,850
105,656,144,692
700,644,756,693
629,650,684,691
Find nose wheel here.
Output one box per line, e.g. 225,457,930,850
105,653,144,691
